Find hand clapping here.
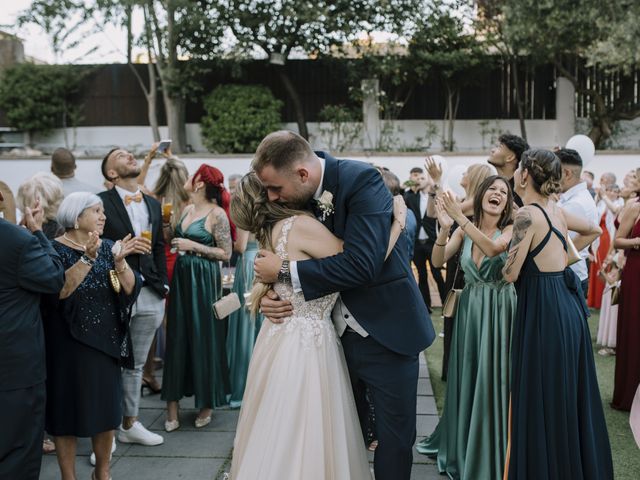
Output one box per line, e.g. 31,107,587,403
85,231,101,259
113,234,137,263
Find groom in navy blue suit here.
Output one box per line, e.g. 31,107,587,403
254,131,435,479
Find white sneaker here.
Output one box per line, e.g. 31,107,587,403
117,421,164,446
89,437,116,466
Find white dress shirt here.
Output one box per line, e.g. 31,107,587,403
418,191,429,240
114,185,150,237
558,181,598,281
290,157,369,338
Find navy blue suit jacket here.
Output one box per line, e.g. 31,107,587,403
0,220,65,391
296,153,435,356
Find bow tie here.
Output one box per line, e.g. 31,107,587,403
124,193,143,205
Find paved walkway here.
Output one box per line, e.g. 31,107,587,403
40,354,440,480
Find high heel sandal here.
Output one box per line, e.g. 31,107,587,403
165,403,180,432
141,377,161,394
195,411,212,428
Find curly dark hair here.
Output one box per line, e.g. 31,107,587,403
499,134,529,166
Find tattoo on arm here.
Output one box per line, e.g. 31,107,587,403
210,210,232,260
511,210,532,247
504,209,532,275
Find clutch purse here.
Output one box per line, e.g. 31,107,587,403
212,292,241,320
610,284,620,305
566,234,581,266
442,288,462,318
109,270,121,293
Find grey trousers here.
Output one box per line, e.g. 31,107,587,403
122,286,165,417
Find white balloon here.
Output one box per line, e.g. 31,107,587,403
565,134,595,165
446,164,467,199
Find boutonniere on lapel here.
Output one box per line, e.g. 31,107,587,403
317,191,334,221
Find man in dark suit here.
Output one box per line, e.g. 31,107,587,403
98,148,168,448
0,193,65,480
254,131,435,480
405,171,447,311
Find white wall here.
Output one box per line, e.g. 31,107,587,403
2,152,638,201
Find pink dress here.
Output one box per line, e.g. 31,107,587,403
596,282,618,348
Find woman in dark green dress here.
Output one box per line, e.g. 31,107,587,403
227,229,264,408
162,164,234,431
502,150,612,479
417,176,516,479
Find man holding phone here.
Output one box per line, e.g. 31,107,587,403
98,148,169,450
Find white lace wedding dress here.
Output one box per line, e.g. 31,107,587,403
228,216,371,480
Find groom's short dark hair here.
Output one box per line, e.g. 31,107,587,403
252,130,315,173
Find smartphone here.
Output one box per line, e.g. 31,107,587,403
157,139,172,154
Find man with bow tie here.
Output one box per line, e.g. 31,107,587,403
97,148,168,451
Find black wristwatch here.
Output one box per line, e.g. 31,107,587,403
277,259,291,283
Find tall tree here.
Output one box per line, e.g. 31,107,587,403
409,0,489,151
203,0,421,139
502,0,640,147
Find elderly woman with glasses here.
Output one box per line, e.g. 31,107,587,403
42,192,141,480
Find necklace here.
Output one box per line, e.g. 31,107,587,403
63,233,86,250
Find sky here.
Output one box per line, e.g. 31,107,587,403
0,0,145,64
0,1,404,65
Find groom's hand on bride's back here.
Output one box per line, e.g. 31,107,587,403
260,289,293,324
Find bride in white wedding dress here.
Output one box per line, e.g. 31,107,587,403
227,173,406,480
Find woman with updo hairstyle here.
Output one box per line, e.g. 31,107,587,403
501,149,613,479
162,164,234,431
17,172,65,239
44,192,140,480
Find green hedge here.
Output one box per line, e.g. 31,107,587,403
201,84,283,153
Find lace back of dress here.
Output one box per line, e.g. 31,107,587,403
274,216,297,261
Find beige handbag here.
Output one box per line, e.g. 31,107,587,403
442,260,462,318
212,292,241,320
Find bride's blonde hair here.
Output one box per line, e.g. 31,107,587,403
230,172,311,315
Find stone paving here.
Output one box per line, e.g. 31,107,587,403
39,354,440,480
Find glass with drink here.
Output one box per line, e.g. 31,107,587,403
140,222,152,253
162,198,173,224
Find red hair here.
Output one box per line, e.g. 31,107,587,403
193,164,236,241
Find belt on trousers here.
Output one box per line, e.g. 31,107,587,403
417,238,430,245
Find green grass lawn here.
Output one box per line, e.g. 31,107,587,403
423,307,640,479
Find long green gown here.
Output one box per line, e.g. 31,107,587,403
417,233,516,480
162,217,230,408
227,240,264,408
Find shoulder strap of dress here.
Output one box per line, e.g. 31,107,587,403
274,216,297,260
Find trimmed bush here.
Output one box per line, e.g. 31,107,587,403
201,84,283,153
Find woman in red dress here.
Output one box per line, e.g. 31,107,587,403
612,168,640,411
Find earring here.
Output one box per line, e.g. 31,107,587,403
519,181,528,189
74,223,79,230
194,187,199,193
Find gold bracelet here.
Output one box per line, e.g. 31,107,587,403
115,262,129,274
435,241,447,247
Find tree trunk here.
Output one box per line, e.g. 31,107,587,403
444,86,456,151
147,64,160,142
276,67,308,140
163,90,187,152
511,58,527,141
126,4,133,64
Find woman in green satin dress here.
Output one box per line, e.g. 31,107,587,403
227,228,264,408
162,164,234,431
417,175,517,480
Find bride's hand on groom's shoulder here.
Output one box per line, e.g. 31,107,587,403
260,289,293,324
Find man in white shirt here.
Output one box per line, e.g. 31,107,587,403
51,148,100,196
557,148,598,297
